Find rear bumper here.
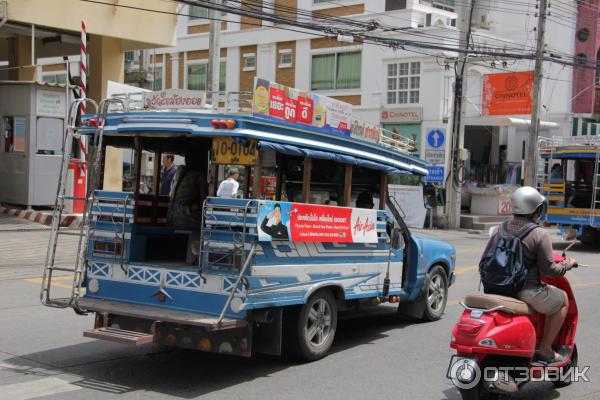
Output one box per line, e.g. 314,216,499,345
77,297,247,330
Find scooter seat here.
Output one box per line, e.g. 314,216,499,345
464,293,532,315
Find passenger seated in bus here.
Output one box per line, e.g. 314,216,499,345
355,192,375,209
259,203,289,240
550,163,562,181
167,152,207,229
160,154,177,196
216,168,240,198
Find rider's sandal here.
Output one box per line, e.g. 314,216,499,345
535,350,565,364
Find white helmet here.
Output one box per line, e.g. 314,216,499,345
511,186,546,215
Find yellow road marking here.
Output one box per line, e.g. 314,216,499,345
25,276,73,289
455,265,478,274
455,248,484,254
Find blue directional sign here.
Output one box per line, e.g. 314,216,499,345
427,129,445,149
425,166,445,184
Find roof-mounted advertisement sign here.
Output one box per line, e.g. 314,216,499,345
252,77,352,138
143,89,206,109
482,71,533,116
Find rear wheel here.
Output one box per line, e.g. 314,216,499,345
284,290,338,361
422,265,448,321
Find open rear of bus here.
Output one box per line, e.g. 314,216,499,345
78,123,416,356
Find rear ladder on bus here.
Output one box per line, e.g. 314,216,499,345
41,98,126,311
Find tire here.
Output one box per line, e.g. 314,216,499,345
553,344,578,388
284,289,338,361
422,265,449,321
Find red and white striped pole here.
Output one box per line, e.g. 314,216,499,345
80,20,87,115
79,20,88,165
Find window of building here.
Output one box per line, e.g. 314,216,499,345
311,51,361,90
278,49,293,68
596,49,600,85
3,116,26,153
41,73,67,85
432,0,456,12
385,0,407,11
189,5,208,19
187,61,226,91
243,53,256,71
576,53,588,66
188,5,226,20
151,65,163,90
386,61,420,104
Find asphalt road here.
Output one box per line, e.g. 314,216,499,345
0,214,599,400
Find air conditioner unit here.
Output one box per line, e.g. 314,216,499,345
475,14,493,29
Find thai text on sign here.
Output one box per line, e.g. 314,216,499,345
252,78,352,137
256,201,379,243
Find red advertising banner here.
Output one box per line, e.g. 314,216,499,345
269,86,285,119
252,77,352,137
284,96,298,123
257,201,378,243
482,71,534,116
296,96,313,125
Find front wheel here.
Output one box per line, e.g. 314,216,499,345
422,265,449,321
284,290,338,361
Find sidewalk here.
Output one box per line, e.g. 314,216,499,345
0,213,77,280
0,205,81,229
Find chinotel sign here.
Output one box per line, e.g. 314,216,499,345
380,107,423,123
143,89,206,109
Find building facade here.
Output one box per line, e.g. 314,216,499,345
142,0,582,186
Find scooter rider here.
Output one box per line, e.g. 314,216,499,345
483,186,577,363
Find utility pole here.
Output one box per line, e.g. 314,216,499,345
524,0,548,186
207,0,222,108
446,0,473,229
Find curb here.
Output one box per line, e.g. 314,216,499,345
0,206,82,228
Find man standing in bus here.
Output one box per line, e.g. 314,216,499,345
217,168,240,198
160,154,177,196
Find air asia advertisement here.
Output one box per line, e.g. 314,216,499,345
252,78,352,137
256,201,379,243
482,71,534,116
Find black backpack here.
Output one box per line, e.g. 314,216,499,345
479,222,538,297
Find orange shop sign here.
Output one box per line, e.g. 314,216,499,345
482,71,534,116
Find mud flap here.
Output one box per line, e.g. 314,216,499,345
252,308,283,356
397,284,427,319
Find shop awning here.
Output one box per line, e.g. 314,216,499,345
256,141,410,175
465,116,559,129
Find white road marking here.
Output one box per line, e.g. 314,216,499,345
0,377,80,400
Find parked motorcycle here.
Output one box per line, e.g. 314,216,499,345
447,247,580,399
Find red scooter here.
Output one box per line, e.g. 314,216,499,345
447,249,580,399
